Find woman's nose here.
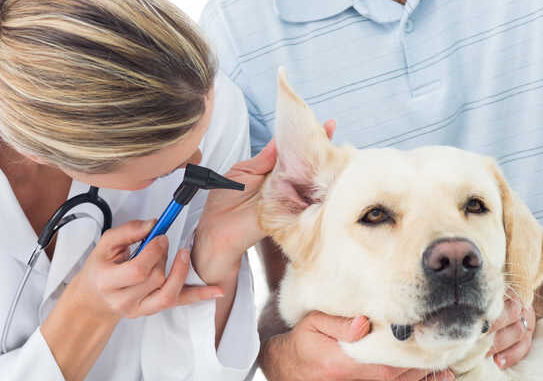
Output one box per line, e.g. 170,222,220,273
187,149,203,166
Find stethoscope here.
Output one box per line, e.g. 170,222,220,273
1,186,112,355
0,164,244,355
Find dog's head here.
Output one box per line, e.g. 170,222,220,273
259,69,543,367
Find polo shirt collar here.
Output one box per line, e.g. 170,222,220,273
275,0,418,24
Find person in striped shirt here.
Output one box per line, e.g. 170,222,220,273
201,0,542,379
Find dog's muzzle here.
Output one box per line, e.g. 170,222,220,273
391,238,487,341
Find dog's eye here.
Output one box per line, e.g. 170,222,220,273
359,207,392,225
465,198,488,214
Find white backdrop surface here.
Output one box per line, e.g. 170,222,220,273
169,2,269,380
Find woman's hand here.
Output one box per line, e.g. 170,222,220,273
41,220,223,381
260,311,455,381
487,294,536,369
193,121,337,285
192,140,277,284
74,219,224,319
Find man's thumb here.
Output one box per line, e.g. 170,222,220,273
306,311,370,343
236,139,277,175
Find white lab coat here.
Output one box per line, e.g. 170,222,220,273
0,72,259,380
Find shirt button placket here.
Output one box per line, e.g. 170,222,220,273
401,13,441,97
404,19,414,33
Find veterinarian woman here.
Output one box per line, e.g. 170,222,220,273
0,0,273,379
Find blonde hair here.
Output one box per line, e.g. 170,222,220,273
0,0,216,173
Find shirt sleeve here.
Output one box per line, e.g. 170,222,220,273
200,1,274,156
0,328,65,381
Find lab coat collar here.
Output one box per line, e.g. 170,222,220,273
0,167,130,311
0,169,50,275
274,0,416,24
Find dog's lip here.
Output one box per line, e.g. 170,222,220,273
391,303,485,328
421,303,485,325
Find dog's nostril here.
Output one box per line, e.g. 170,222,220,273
438,257,450,271
463,251,482,269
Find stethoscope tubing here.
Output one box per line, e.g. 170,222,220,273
38,187,112,248
1,246,40,355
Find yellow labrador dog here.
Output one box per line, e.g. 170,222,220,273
258,69,543,380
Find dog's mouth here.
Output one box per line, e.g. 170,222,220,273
391,303,487,341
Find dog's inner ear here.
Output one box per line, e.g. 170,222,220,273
271,163,322,214
259,69,352,266
266,68,350,217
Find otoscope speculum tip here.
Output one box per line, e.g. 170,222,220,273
184,164,245,191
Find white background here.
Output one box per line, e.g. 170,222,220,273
170,0,209,22
170,1,269,380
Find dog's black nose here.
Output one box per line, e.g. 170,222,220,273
422,238,482,283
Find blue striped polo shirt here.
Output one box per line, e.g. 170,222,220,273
200,0,543,221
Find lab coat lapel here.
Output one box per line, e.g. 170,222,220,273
0,169,50,275
40,184,129,320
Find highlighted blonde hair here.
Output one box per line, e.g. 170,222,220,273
0,0,216,172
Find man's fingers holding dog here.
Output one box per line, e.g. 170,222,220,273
323,119,336,139
489,297,522,334
412,370,455,381
488,305,535,368
351,366,454,381
494,331,533,369
302,311,452,381
305,311,370,343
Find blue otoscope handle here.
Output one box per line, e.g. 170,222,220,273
130,200,184,259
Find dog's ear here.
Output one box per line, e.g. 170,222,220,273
259,68,351,267
491,161,543,306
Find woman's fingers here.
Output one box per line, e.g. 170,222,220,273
96,219,155,255
176,285,224,306
137,248,189,315
98,235,168,290
108,258,167,308
137,249,223,315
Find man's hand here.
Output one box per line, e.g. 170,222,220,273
259,311,455,381
487,294,536,369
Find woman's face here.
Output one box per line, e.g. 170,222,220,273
63,91,214,191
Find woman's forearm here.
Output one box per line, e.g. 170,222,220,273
191,230,242,348
41,275,119,381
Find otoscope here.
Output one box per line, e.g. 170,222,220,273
129,164,245,259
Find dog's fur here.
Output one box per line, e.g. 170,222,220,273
258,69,543,380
